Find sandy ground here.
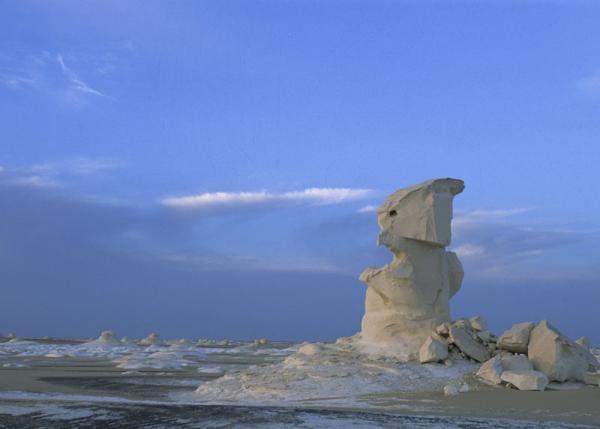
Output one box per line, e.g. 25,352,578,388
1,364,600,426
359,388,600,426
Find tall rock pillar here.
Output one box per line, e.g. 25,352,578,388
360,178,465,358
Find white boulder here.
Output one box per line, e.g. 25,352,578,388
449,326,490,363
419,336,448,363
497,322,534,353
501,370,549,391
528,320,598,382
477,355,503,385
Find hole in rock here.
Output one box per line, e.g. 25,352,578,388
389,210,397,217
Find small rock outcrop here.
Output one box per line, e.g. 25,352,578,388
359,178,465,357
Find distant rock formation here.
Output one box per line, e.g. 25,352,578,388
87,330,119,344
359,178,465,357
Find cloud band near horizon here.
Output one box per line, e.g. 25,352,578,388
160,188,374,209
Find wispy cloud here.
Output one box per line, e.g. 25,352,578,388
0,51,112,105
449,207,598,281
161,253,341,273
358,204,377,213
0,157,123,189
9,175,57,188
56,54,104,97
28,157,123,176
452,243,486,258
161,188,374,209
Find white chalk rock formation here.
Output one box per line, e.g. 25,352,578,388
359,178,465,358
87,330,119,344
501,370,549,391
497,322,534,353
419,336,448,363
528,320,598,382
139,332,162,346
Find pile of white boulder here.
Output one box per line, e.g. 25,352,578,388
418,316,599,391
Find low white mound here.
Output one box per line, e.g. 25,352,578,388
138,332,163,346
86,331,119,345
193,336,477,406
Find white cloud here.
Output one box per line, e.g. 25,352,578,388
0,158,123,190
161,253,341,273
161,188,373,209
56,54,105,97
453,208,531,229
452,243,486,258
358,204,377,213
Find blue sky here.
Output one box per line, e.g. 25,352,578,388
1,1,599,342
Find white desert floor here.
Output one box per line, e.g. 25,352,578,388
1,336,599,428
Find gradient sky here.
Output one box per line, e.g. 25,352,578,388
1,1,599,343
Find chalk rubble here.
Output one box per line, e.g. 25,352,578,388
497,322,534,353
501,370,549,391
449,326,490,363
